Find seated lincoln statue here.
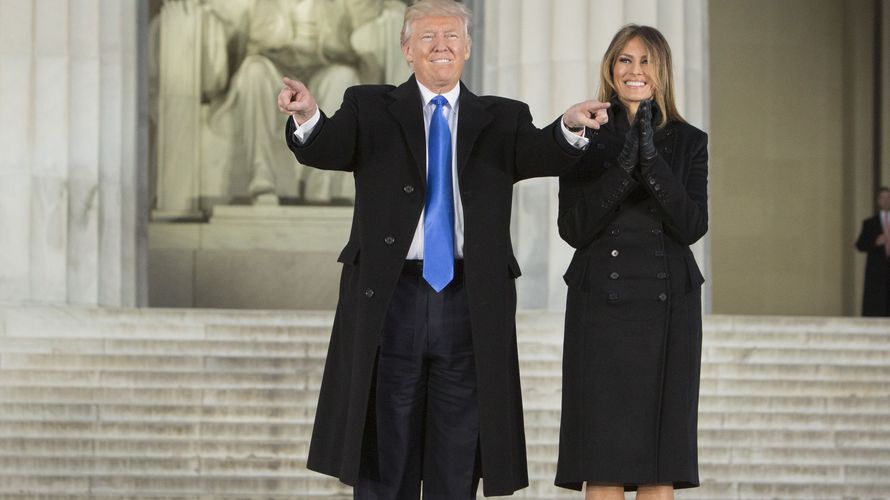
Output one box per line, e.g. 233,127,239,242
151,0,409,208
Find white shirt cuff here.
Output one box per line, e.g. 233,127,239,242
560,116,590,150
292,108,321,143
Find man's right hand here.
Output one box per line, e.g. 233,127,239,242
563,100,610,131
278,77,318,125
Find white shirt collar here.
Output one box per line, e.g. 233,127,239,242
416,80,460,109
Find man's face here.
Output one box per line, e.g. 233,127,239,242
878,190,890,211
402,15,471,93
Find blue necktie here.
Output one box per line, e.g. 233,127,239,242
423,95,454,292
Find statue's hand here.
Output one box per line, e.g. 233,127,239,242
279,77,318,124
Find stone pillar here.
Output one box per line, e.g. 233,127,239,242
481,0,710,311
0,0,147,307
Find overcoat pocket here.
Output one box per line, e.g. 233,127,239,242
508,254,523,279
337,240,361,266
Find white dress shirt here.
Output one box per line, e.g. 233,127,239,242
291,80,589,260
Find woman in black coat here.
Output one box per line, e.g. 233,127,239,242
555,25,708,500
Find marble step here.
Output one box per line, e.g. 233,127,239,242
525,443,890,466
4,328,890,351
3,439,889,468
3,437,889,468
0,474,350,496
5,348,890,376
0,420,314,440
0,436,309,459
1,393,888,420
1,464,887,498
0,386,318,405
674,481,890,499
4,360,890,384
3,425,889,456
0,382,886,409
5,326,890,347
4,483,890,500
0,496,350,500
1,368,888,398
526,427,890,448
2,399,886,427
0,408,885,436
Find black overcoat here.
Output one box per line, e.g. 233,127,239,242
555,102,708,490
855,215,890,316
285,75,584,496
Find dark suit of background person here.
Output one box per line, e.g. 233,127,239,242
855,188,890,316
554,25,708,496
277,1,610,497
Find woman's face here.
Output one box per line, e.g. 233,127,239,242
612,37,654,106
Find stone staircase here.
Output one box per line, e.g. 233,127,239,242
0,306,888,499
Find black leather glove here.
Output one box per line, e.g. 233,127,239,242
617,122,639,174
637,99,657,167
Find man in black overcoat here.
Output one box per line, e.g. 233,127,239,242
276,0,610,497
856,187,890,316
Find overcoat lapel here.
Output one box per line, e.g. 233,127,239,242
387,75,427,187
455,83,493,176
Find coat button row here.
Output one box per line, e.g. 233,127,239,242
658,293,668,301
403,185,415,194
364,288,375,298
384,236,395,245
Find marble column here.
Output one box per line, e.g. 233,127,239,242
481,0,710,311
0,0,147,307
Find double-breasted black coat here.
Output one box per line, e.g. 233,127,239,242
555,101,708,490
285,75,585,496
855,214,890,316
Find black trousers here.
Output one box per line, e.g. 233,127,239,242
355,261,481,500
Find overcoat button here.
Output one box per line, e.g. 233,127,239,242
658,293,668,301
610,228,620,236
654,184,661,191
608,292,619,301
610,272,620,280
649,177,657,185
384,236,395,245
651,228,662,235
611,250,619,257
403,185,415,194
364,288,375,298
657,272,667,279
